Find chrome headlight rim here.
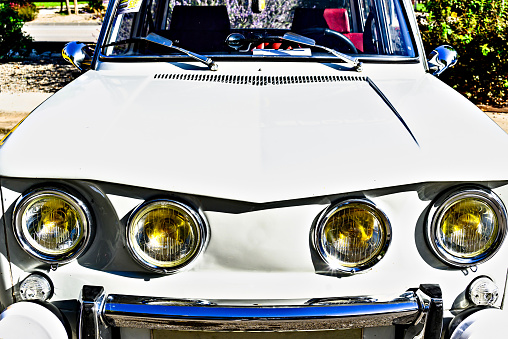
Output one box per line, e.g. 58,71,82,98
426,187,507,267
313,198,392,274
13,187,93,264
126,199,209,274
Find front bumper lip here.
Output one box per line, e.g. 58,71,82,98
79,285,443,337
104,293,419,331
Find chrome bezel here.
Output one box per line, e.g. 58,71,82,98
313,199,392,274
13,188,93,264
126,199,208,274
426,187,507,267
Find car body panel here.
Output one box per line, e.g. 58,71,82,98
1,63,507,203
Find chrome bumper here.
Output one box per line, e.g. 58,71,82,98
79,284,443,338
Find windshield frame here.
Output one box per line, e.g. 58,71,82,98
92,0,423,69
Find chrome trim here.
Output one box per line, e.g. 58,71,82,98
313,198,392,274
79,285,112,339
282,32,362,71
427,45,458,76
91,0,120,70
126,199,209,274
78,285,443,335
426,187,507,267
62,41,93,72
144,33,218,71
102,292,419,332
13,188,93,264
412,284,444,339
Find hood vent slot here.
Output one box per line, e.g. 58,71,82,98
153,73,366,86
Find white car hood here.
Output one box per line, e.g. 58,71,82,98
1,63,507,202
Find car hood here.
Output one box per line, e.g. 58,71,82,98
1,63,508,203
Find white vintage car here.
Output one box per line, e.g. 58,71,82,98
0,0,506,338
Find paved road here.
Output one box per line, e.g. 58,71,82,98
23,23,102,43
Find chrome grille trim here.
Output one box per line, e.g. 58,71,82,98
153,73,367,86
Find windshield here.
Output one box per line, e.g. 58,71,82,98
103,0,416,59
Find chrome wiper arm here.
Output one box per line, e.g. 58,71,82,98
282,32,362,72
103,33,218,71
145,33,218,71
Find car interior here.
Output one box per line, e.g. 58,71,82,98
105,0,415,57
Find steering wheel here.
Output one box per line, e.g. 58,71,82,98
297,27,358,54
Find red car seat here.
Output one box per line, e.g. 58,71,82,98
292,8,364,52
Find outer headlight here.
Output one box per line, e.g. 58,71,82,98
127,199,208,273
426,187,507,267
13,188,92,263
314,199,391,273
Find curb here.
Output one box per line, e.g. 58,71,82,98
0,93,53,114
24,21,102,26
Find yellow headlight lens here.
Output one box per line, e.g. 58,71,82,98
317,201,390,271
438,198,498,258
14,189,91,262
427,187,507,267
127,200,205,271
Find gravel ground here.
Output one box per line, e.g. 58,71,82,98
0,9,95,94
0,53,80,139
0,54,80,94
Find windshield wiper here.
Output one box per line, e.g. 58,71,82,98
102,33,218,71
282,32,362,72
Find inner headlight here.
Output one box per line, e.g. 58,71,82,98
127,199,207,273
314,199,391,273
13,188,92,263
426,187,507,267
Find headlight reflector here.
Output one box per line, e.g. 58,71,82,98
314,199,391,273
427,187,507,267
13,188,92,263
127,200,207,273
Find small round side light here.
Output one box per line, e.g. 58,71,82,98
19,273,53,301
467,276,499,306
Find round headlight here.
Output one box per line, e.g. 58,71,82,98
426,187,507,267
314,199,391,273
127,199,208,273
13,188,92,263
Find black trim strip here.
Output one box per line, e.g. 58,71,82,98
367,77,419,147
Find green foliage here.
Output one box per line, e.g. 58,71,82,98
87,0,104,12
14,2,38,21
0,2,32,59
418,0,508,106
33,2,87,8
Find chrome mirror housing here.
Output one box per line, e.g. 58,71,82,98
62,41,94,72
427,45,458,76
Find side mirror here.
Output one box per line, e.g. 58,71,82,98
62,41,94,72
427,45,458,76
